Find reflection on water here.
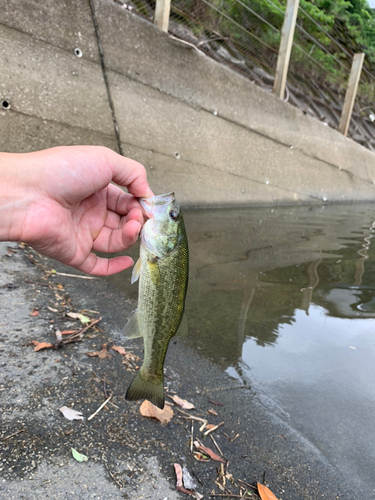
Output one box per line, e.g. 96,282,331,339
106,203,375,496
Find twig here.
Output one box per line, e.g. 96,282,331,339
203,421,224,436
25,280,52,288
231,433,240,443
190,422,194,452
210,434,224,456
237,480,257,491
103,376,109,398
209,400,224,406
3,428,24,441
175,407,208,424
87,395,112,421
53,272,99,279
61,317,101,345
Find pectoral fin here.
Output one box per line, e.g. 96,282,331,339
131,258,141,284
175,313,188,337
122,310,142,339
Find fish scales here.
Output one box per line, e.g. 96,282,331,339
124,192,189,409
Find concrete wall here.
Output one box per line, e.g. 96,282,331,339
1,0,375,207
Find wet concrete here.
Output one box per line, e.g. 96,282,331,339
0,204,368,499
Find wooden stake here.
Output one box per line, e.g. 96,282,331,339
338,53,365,136
154,0,171,33
273,0,300,99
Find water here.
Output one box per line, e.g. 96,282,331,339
107,203,375,495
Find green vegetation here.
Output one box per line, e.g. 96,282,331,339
167,0,375,99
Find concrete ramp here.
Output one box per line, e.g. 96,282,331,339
1,0,375,206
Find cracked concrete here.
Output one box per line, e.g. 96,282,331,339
1,0,375,206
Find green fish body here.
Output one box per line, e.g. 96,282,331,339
124,192,189,409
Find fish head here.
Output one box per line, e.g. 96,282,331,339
140,192,185,258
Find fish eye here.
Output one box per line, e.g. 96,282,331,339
169,210,179,221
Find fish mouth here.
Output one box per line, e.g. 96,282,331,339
140,192,175,218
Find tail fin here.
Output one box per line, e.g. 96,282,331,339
125,372,165,409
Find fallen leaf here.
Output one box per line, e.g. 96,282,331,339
30,310,39,317
257,482,280,500
194,441,225,462
60,330,78,335
208,409,218,416
71,447,88,462
32,341,54,352
66,312,90,324
59,406,84,421
205,424,216,430
85,344,110,360
172,395,195,410
174,463,183,488
111,345,127,355
140,400,173,424
47,306,59,313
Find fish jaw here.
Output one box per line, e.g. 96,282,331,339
140,192,175,219
139,192,183,259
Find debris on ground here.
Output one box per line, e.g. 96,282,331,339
139,400,174,424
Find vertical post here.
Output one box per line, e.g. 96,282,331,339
154,0,171,33
273,0,300,99
338,53,365,136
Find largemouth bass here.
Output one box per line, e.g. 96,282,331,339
124,192,189,409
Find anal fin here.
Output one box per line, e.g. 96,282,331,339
122,310,142,339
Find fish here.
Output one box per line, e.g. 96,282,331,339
123,192,189,409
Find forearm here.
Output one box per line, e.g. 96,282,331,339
0,152,38,243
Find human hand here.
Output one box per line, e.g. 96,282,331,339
0,146,153,275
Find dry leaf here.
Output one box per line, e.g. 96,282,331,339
140,400,173,424
174,463,183,488
30,310,39,317
205,424,216,430
47,306,58,313
85,344,110,360
194,441,225,462
32,341,54,352
257,482,280,500
174,463,202,498
59,406,84,421
208,409,218,416
111,345,127,355
66,312,90,324
60,330,78,335
172,395,195,410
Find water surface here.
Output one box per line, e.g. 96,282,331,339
108,203,375,496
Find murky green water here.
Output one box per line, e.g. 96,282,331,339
107,203,375,494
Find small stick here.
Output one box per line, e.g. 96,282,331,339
25,280,52,288
53,272,99,279
203,421,224,436
175,407,208,424
231,433,240,443
237,480,257,491
87,395,112,421
199,422,207,432
3,428,24,441
210,434,224,456
62,318,101,344
190,422,194,452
